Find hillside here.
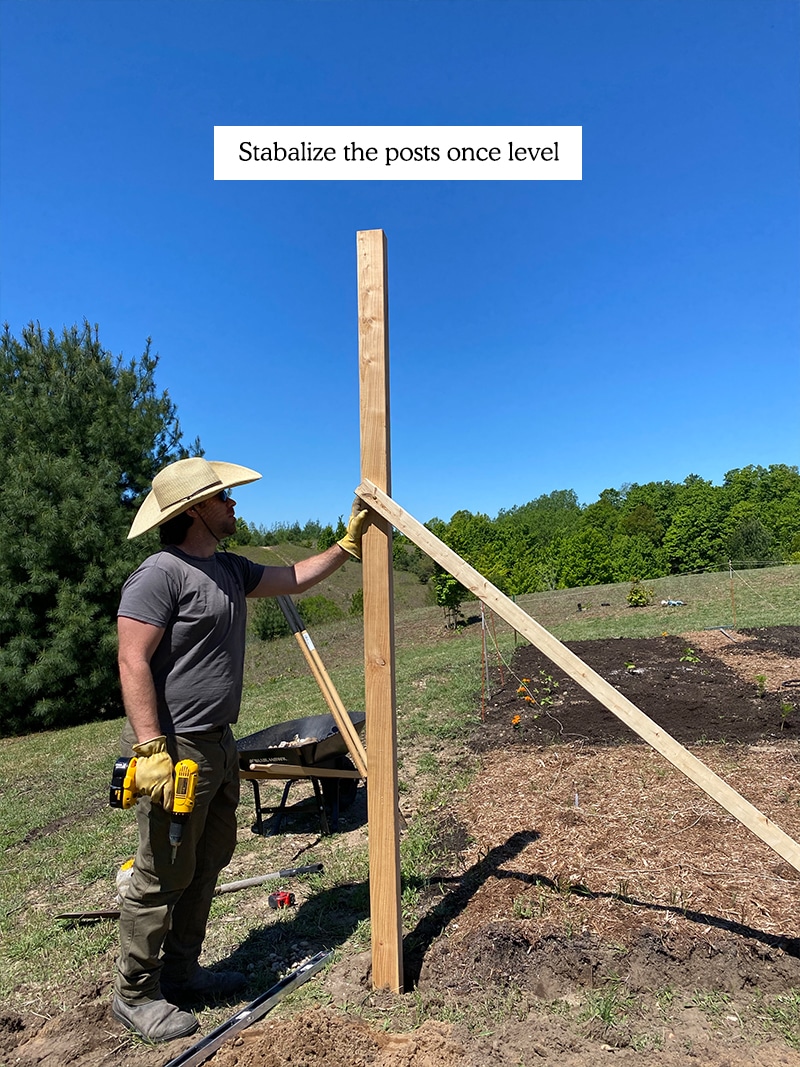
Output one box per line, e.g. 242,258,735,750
233,542,433,617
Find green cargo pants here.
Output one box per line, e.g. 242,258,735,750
115,724,240,1002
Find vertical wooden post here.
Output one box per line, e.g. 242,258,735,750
357,229,403,992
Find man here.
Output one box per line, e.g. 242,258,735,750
112,456,366,1043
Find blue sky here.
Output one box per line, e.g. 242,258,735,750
1,0,797,531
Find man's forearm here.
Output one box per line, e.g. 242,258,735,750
250,544,350,598
119,661,162,743
293,543,350,591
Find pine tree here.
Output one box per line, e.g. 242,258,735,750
0,322,197,733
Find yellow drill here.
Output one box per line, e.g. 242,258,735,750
109,756,199,862
169,759,199,861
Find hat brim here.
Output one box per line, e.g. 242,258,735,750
127,461,262,539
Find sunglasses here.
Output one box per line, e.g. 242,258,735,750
216,489,232,502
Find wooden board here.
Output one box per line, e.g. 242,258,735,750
356,477,800,874
241,765,363,781
357,230,403,992
277,596,368,778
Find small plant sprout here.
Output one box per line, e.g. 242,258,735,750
536,669,560,707
515,674,556,724
755,674,767,698
780,703,795,730
680,648,700,664
625,661,637,673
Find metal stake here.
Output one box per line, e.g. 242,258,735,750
162,951,331,1067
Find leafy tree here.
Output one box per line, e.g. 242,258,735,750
528,547,562,592
431,569,468,629
724,503,776,567
621,480,680,536
0,322,197,734
611,533,668,582
723,465,800,560
662,476,726,573
618,503,664,544
299,519,323,547
559,528,615,587
392,532,415,570
581,487,624,538
496,489,581,549
264,518,329,547
407,547,436,585
440,509,496,561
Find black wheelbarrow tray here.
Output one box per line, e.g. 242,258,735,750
236,711,366,769
236,712,366,834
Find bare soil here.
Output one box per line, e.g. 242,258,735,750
3,626,800,1066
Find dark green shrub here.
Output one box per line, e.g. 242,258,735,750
251,598,291,641
297,595,345,626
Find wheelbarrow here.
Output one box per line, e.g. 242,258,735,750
237,711,366,835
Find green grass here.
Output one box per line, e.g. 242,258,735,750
510,564,800,641
1,564,798,1021
754,988,800,1049
579,975,637,1037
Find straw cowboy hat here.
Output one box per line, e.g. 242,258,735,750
128,457,262,539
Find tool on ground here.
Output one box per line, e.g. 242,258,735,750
267,890,295,909
162,951,331,1067
109,755,199,861
54,863,323,921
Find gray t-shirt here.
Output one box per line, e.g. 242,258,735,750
118,547,265,733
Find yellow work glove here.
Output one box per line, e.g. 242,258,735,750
132,735,175,810
337,500,369,560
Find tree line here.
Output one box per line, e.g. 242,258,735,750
229,515,348,551
1,322,797,734
393,467,800,603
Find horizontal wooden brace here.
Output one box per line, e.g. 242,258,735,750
241,764,363,781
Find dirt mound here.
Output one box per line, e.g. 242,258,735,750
476,626,800,748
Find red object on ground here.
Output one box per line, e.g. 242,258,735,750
268,890,295,909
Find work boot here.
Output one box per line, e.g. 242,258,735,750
161,963,248,1005
111,994,199,1042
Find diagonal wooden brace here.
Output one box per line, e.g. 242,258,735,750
356,478,800,875
276,596,368,778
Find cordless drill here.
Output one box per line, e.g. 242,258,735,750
169,759,198,861
110,756,199,862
